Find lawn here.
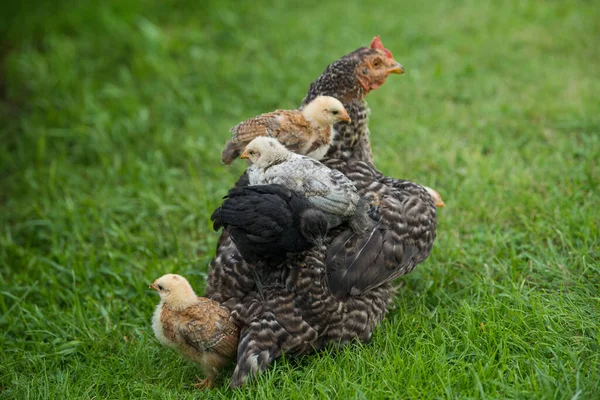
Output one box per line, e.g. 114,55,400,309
1,0,599,398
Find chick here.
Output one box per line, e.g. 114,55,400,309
150,274,238,389
241,137,374,231
211,185,329,266
221,96,350,164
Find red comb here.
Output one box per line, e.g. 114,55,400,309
370,35,383,50
370,35,394,59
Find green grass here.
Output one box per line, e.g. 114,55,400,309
1,0,599,398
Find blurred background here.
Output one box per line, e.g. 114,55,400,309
1,0,598,398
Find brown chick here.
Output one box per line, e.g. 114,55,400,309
221,95,350,164
150,274,238,390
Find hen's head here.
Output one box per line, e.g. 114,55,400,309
355,36,404,92
150,274,197,309
305,36,404,104
302,96,351,126
241,137,292,169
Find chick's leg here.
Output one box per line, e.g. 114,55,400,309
195,354,228,390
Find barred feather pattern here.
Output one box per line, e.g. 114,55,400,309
205,172,403,388
212,235,397,387
324,158,437,298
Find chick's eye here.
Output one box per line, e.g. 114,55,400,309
158,285,164,291
332,110,339,115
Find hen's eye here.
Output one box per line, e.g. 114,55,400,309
158,285,164,291
373,58,382,68
332,110,339,115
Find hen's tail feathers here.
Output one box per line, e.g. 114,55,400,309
230,318,283,388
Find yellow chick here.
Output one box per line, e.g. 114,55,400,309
150,274,238,389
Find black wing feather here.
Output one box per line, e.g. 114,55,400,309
211,184,328,265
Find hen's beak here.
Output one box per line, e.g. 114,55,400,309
389,62,404,74
149,281,158,291
240,150,249,159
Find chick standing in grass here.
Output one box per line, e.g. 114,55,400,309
221,95,350,164
150,274,238,389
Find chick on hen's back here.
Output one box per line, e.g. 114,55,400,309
221,96,350,164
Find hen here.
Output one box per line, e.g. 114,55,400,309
150,274,238,389
221,95,350,164
205,36,436,388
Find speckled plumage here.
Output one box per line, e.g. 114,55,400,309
301,36,404,164
205,37,436,388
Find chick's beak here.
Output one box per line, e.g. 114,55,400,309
389,61,404,74
340,112,351,122
149,281,158,291
240,150,249,159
